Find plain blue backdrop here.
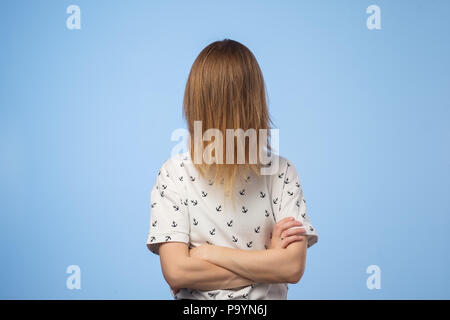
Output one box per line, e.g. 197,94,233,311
1,0,449,299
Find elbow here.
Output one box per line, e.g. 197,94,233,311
162,262,186,289
286,263,305,284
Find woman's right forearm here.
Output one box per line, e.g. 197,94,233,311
170,256,255,291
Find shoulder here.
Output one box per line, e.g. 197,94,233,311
265,154,296,177
157,152,190,178
266,155,302,189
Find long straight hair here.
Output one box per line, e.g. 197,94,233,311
183,39,273,196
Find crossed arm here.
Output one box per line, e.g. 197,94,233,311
158,217,308,291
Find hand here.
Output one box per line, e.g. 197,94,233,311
189,244,210,260
269,217,306,249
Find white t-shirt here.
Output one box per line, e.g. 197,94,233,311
146,152,318,300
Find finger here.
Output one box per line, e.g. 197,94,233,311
281,227,306,239
276,217,295,227
279,216,295,223
273,217,295,237
281,235,305,248
279,220,303,233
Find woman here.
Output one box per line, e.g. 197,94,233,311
146,39,318,300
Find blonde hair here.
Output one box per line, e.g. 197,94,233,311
183,39,273,196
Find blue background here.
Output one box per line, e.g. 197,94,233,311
1,0,449,299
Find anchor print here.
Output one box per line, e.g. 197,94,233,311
148,156,318,285
227,293,234,299
242,293,249,299
208,292,219,298
158,170,161,176
180,162,184,167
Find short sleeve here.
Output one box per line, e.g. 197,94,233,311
272,159,318,248
146,160,190,255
